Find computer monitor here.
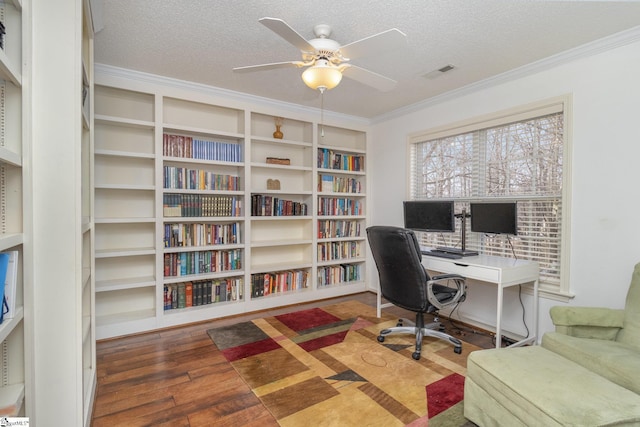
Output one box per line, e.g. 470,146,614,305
470,202,518,235
403,200,455,233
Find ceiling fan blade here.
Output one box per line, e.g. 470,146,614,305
339,28,407,60
259,17,315,52
233,61,304,73
341,65,398,91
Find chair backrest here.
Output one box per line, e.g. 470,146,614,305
366,226,430,312
616,262,640,350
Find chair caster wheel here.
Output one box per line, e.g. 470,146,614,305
454,347,462,354
412,352,421,360
377,336,385,343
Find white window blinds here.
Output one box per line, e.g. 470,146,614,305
409,101,566,290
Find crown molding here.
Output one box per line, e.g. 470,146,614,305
94,63,370,126
372,25,640,123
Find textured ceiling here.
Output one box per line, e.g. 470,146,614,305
94,1,640,119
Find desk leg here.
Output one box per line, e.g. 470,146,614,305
495,284,504,349
533,279,539,344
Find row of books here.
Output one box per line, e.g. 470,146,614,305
0,251,18,324
318,174,363,194
318,197,363,216
251,194,308,217
163,194,242,217
163,277,243,310
163,166,241,191
317,148,364,172
317,220,362,239
318,264,362,287
164,222,241,248
163,133,242,162
250,269,309,298
163,249,242,277
317,241,362,262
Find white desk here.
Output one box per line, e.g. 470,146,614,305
377,251,539,349
423,252,539,348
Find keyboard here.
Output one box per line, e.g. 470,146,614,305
421,250,463,259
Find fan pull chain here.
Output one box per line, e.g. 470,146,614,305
320,88,325,138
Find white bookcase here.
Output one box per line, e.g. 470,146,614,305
93,73,369,339
0,0,26,417
316,125,367,290
94,85,157,336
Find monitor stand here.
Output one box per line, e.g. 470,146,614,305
436,246,479,257
437,208,479,257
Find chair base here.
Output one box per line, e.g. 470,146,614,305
377,314,462,360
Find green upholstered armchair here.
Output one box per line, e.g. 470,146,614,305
542,262,640,394
548,262,640,348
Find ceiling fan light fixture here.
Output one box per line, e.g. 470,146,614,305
302,59,342,91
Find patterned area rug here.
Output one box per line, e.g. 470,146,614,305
208,300,479,426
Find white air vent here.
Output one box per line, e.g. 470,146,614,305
423,64,456,79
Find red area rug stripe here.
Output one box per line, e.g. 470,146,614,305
222,337,281,362
426,372,465,418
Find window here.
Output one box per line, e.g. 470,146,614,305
408,98,570,294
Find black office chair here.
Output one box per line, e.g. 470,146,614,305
366,225,467,359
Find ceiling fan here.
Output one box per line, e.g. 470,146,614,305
233,17,407,92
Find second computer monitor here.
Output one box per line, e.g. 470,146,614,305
470,202,518,235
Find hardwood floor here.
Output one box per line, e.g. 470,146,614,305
92,292,494,426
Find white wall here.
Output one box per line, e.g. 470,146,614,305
369,38,640,338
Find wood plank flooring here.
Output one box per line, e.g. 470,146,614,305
92,292,493,426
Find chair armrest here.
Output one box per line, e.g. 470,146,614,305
426,275,466,310
549,306,625,340
431,273,465,282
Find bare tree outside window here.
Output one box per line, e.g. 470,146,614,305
410,112,564,288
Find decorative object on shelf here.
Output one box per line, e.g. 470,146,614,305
273,116,284,139
266,157,290,165
267,179,281,190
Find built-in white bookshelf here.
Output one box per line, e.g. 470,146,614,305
93,73,369,339
316,125,367,290
0,0,25,417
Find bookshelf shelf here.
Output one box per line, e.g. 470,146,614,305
97,308,156,326
95,149,155,159
93,78,368,339
95,114,155,129
95,247,156,258
0,307,23,344
0,234,23,251
163,243,243,253
0,48,21,87
0,146,21,167
251,261,312,275
163,125,244,141
163,270,244,285
96,276,156,293
317,257,366,267
0,383,25,417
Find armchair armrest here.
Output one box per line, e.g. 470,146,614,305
549,306,625,340
426,274,466,310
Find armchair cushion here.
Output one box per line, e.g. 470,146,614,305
542,332,640,395
617,262,640,351
549,306,624,340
